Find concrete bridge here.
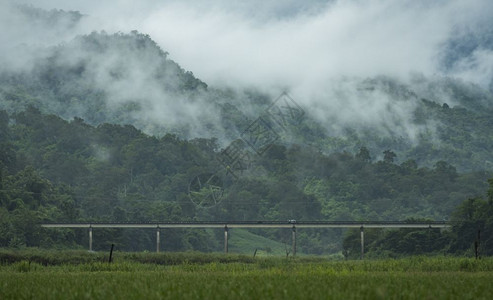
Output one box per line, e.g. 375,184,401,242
41,221,450,259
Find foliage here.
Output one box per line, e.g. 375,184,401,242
1,106,492,254
447,181,493,256
342,180,493,258
2,255,493,299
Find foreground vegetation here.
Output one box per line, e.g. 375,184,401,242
1,251,493,299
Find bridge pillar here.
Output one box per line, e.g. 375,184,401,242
360,226,364,260
156,227,160,253
292,225,297,257
224,226,229,253
89,226,93,251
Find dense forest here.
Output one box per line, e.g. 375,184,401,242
2,29,493,173
2,4,493,257
1,106,492,255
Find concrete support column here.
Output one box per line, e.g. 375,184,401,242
360,226,364,260
156,227,160,253
224,226,229,253
89,226,93,251
292,226,297,257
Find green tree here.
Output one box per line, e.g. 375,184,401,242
356,146,371,162
383,150,396,164
449,197,493,255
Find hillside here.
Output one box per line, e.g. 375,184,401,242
2,28,493,172
2,4,493,255
1,107,491,253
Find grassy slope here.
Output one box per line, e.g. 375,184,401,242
228,229,292,256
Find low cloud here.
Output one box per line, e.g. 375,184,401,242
13,0,492,89
2,0,493,141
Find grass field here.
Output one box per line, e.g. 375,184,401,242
1,250,493,299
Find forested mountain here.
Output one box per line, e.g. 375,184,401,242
2,4,493,256
0,30,217,137
2,28,493,172
0,107,491,253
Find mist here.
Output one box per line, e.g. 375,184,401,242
2,0,493,141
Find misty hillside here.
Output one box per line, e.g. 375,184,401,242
306,76,493,172
2,29,493,172
0,30,220,137
14,4,84,29
2,5,493,172
440,25,493,92
2,3,493,255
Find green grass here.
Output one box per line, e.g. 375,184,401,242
1,251,493,299
228,228,291,256
2,269,492,299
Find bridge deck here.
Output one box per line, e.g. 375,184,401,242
41,221,451,229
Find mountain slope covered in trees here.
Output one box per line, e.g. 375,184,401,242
2,5,493,256
2,29,493,172
1,107,491,254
